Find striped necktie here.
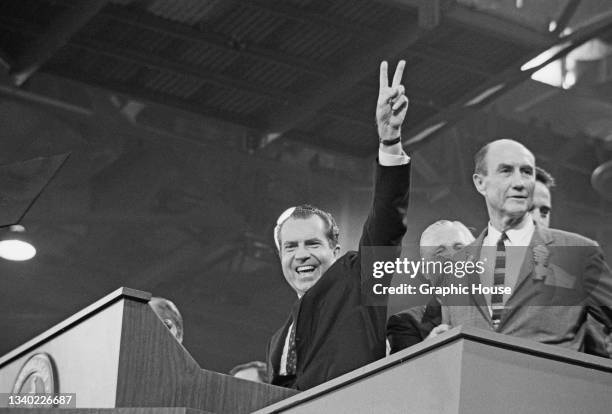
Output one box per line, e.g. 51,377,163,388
491,232,507,330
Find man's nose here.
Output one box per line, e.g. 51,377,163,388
294,244,309,260
510,170,526,189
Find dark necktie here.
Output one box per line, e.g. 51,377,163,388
491,232,507,330
285,320,297,375
285,300,300,376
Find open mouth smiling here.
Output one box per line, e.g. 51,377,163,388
296,265,316,275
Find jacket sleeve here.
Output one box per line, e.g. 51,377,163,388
584,244,612,335
359,162,411,249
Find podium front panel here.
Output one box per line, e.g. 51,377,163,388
459,339,612,414
259,340,464,414
0,300,124,407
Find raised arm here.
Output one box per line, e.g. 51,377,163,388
360,60,411,249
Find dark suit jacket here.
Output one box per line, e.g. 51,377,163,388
267,162,411,390
386,297,442,354
441,224,612,352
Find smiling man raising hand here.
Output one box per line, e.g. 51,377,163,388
266,60,412,390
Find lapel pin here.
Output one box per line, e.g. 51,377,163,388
533,244,550,281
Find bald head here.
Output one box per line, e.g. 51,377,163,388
420,220,475,260
474,139,534,175
150,296,184,343
473,139,536,230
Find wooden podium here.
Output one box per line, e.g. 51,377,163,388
2,288,612,413
256,325,612,414
0,288,296,413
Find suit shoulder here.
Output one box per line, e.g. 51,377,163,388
387,308,423,329
336,250,360,267
389,306,425,323
546,227,599,248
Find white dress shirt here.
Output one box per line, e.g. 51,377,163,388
480,217,535,315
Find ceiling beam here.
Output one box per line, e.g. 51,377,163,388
0,81,93,118
242,0,385,41
47,66,263,130
69,37,298,104
379,0,556,48
0,16,305,109
99,4,335,79
552,0,583,35
402,13,612,149
9,0,108,86
262,22,430,145
443,2,556,49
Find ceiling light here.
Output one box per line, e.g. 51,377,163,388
521,42,572,71
562,72,577,89
0,225,36,261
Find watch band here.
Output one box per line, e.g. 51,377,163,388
379,136,401,146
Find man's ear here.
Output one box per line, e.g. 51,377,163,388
333,244,341,258
473,173,486,196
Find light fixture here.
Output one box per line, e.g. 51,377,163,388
520,42,573,72
0,224,36,261
0,152,70,262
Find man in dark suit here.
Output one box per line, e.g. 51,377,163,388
441,139,612,353
387,220,474,353
267,60,412,390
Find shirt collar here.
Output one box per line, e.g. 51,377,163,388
485,216,535,246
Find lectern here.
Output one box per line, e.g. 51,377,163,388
255,325,612,414
0,287,296,413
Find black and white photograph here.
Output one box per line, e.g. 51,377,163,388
1,0,612,413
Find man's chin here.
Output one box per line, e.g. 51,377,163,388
295,275,320,292
504,203,528,215
504,210,529,225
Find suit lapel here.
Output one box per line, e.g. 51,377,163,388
500,225,554,329
465,229,491,322
510,225,553,297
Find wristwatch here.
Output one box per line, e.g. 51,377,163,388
379,136,401,146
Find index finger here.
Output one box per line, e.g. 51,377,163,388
379,61,388,90
391,60,406,87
